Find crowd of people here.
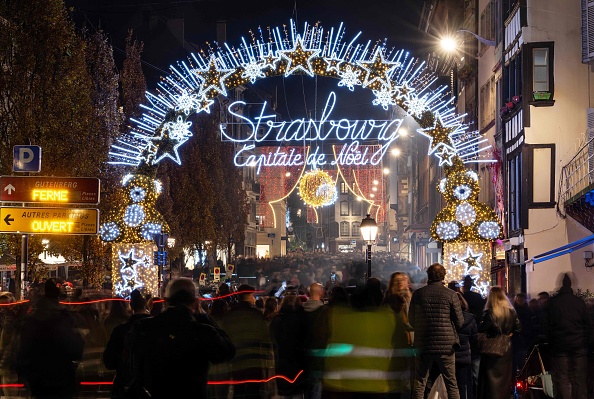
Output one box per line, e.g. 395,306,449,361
0,261,591,399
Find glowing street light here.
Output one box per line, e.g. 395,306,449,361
360,214,378,280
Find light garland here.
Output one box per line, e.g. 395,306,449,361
298,169,337,207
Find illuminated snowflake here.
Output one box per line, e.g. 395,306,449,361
175,92,200,115
241,60,266,83
337,65,361,91
166,116,193,141
372,85,397,110
405,95,430,118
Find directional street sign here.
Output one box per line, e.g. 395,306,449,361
0,207,99,235
13,145,41,173
0,176,100,204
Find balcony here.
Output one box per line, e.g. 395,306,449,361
558,136,594,232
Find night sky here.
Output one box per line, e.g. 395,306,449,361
66,0,430,121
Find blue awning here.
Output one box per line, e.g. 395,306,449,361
532,234,594,264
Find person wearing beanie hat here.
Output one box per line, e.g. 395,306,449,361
126,278,235,399
543,273,592,399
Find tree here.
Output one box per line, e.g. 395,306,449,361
120,30,146,120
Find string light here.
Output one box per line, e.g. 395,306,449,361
112,243,158,298
443,242,491,297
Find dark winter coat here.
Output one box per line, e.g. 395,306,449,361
454,311,477,365
103,313,151,398
543,286,593,354
17,296,85,398
409,281,464,354
129,306,235,399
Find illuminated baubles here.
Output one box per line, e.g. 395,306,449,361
298,170,337,207
123,204,146,227
455,203,476,226
478,221,501,240
99,222,120,242
140,223,163,241
436,221,460,240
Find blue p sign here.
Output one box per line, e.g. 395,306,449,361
13,146,42,172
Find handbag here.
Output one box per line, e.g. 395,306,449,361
477,327,511,358
536,346,554,398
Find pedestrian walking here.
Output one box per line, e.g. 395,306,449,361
543,273,592,399
409,263,464,399
454,292,477,399
301,283,327,399
17,279,85,399
476,286,520,399
128,278,235,399
103,290,151,399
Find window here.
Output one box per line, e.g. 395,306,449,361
351,200,361,216
523,42,554,104
527,144,556,208
340,182,348,194
479,1,496,55
532,48,549,92
340,221,350,236
340,201,349,216
480,76,496,131
352,222,361,236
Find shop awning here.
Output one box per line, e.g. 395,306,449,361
532,234,594,264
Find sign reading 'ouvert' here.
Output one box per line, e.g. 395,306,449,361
0,207,99,235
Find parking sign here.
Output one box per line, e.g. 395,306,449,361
13,146,41,172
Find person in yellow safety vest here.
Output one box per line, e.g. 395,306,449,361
321,282,413,398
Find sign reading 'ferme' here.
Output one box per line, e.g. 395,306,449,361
0,176,100,204
0,207,99,235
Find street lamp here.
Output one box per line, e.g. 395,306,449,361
167,237,175,282
360,214,378,280
440,30,495,53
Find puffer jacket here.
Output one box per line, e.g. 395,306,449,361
409,281,464,354
454,311,477,365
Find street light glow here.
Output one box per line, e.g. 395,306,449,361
383,168,390,175
440,36,458,53
391,148,401,157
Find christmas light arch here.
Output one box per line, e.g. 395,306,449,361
102,20,501,297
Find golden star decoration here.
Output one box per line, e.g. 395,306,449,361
278,36,320,77
261,52,281,72
193,56,234,97
416,113,456,154
358,48,399,89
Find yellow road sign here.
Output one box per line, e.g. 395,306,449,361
0,207,99,235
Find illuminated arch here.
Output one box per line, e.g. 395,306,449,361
108,20,492,170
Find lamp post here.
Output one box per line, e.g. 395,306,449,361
360,214,378,280
167,237,175,283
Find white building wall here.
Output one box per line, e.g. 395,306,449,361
522,0,594,295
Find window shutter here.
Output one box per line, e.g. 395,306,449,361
582,0,594,63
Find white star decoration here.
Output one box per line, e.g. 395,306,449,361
435,146,457,166
358,48,399,88
193,55,234,97
416,112,457,154
116,250,145,297
278,36,320,77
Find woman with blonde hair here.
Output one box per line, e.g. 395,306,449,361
476,286,521,399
